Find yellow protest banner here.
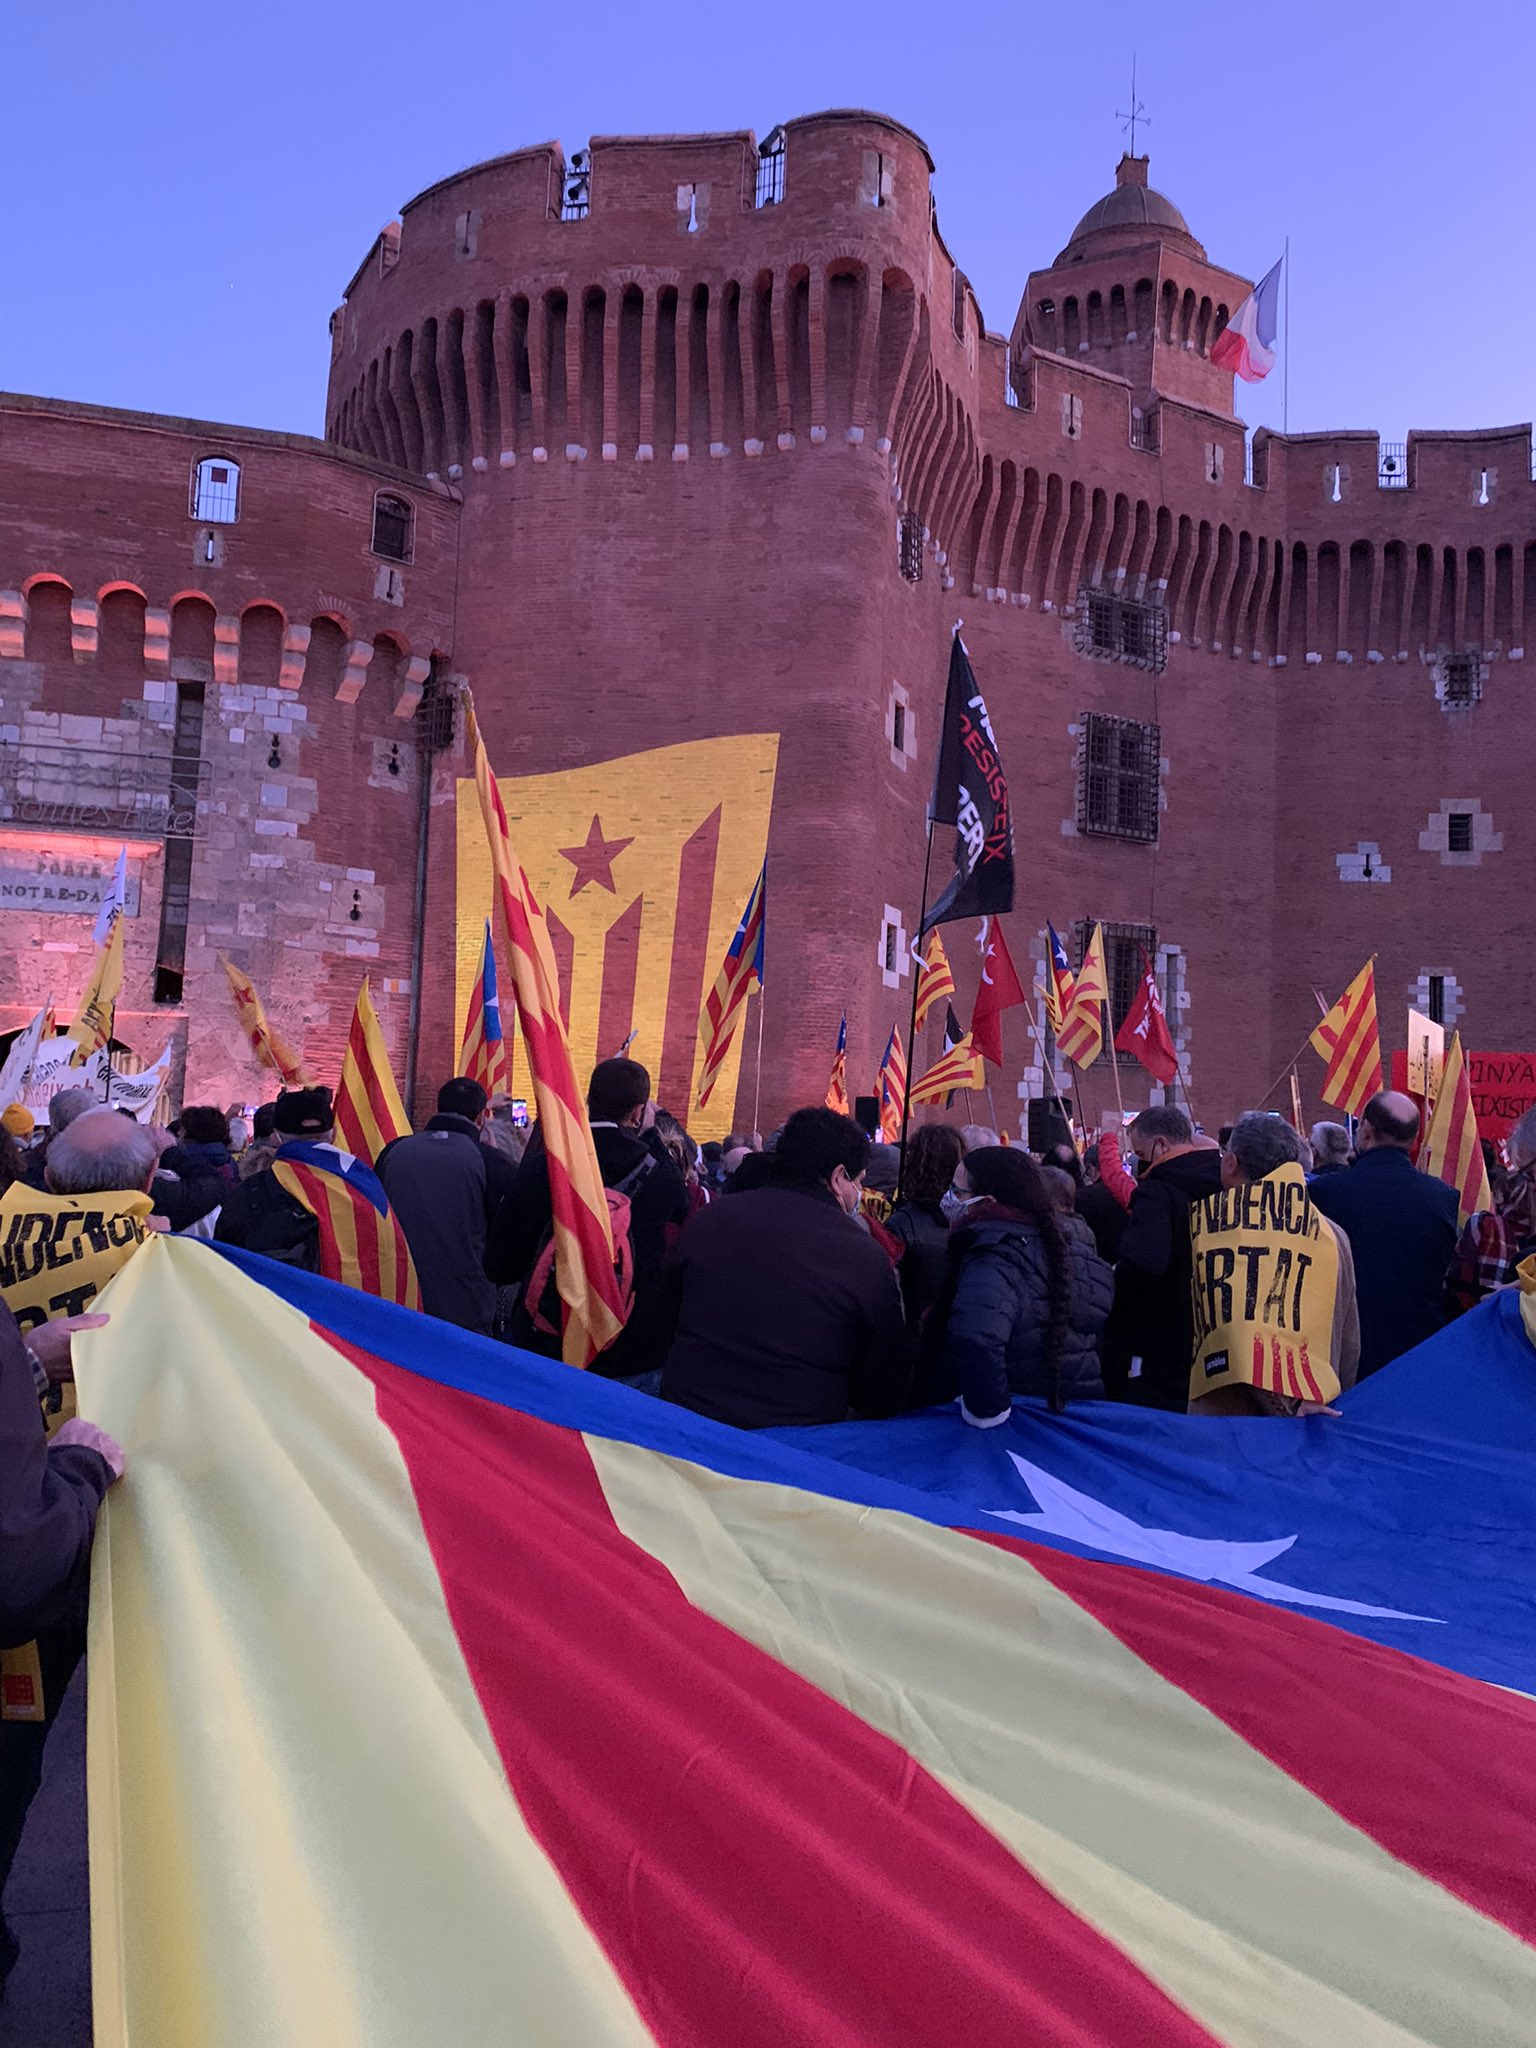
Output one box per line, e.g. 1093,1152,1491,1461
1188,1163,1342,1405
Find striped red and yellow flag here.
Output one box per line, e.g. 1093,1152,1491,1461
271,1144,420,1310
1310,958,1384,1118
913,930,957,1033
460,917,512,1098
467,704,624,1369
1057,922,1108,1067
696,863,766,1111
910,1031,985,1106
877,1025,907,1143
824,1013,849,1114
219,954,313,1085
1421,1031,1493,1222
335,978,411,1166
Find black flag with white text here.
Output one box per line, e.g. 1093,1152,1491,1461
922,636,1015,931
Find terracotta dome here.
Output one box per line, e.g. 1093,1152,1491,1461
1056,155,1205,264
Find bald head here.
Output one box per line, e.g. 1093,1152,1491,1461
46,1109,159,1196
1358,1090,1420,1152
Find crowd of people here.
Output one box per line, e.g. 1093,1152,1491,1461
2,1056,1533,1990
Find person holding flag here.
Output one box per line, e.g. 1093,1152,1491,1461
460,919,511,1098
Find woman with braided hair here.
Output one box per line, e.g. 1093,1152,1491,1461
920,1146,1113,1422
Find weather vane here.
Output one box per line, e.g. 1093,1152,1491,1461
1117,56,1149,156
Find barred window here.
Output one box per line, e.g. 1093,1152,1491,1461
559,149,591,221
190,456,240,523
1438,653,1481,707
755,127,786,208
1076,587,1167,673
1072,920,1159,1062
898,512,923,584
1447,812,1474,854
372,493,414,563
1078,713,1160,843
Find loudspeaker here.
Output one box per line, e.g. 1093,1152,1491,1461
852,1094,880,1138
1026,1096,1072,1155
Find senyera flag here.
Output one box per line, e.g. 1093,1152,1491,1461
1421,1030,1492,1222
1212,255,1283,383
912,929,956,1033
460,917,511,1098
876,1024,906,1143
1311,957,1384,1119
334,976,411,1166
467,703,624,1369
79,1237,1536,2048
910,1028,984,1106
695,861,766,1110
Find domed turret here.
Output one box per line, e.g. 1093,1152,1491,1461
1056,154,1205,266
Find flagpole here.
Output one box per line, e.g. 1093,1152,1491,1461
751,986,765,1143
1282,236,1291,436
102,1001,115,1107
896,819,937,1196
1029,997,1076,1147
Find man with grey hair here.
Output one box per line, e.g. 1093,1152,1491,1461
1197,1111,1360,1411
20,1086,102,1193
1447,1104,1536,1313
0,1109,158,1336
1308,1122,1352,1178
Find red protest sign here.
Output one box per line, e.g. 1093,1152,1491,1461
1389,1050,1536,1143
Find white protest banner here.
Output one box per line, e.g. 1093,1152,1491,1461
24,1036,105,1116
0,1008,50,1110
107,1044,174,1123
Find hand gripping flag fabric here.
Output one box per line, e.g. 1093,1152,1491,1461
1310,957,1384,1118
460,918,511,1098
695,861,766,1111
218,954,313,1086
824,1012,849,1114
1115,949,1179,1084
1211,255,1283,383
1057,921,1107,1067
923,636,1014,932
334,977,411,1166
970,919,1028,1069
79,1238,1536,2048
912,930,956,1033
910,1030,985,1106
468,705,624,1368
270,1140,420,1309
1422,1030,1493,1221
876,1024,906,1143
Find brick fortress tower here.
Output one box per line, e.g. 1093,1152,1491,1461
0,112,1529,1129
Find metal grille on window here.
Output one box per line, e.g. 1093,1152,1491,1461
1005,351,1033,410
1075,587,1167,674
1427,975,1446,1025
1439,654,1481,707
415,670,457,755
372,493,414,563
755,127,786,208
898,512,923,585
1129,408,1159,453
1072,920,1158,1062
1379,442,1407,488
1078,712,1161,843
559,150,591,221
190,457,240,523
1447,812,1474,853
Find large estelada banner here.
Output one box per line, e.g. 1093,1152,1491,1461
1188,1163,1342,1405
1389,1050,1536,1142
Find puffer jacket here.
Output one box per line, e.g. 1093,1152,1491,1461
920,1200,1114,1418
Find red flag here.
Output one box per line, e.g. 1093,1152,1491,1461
970,921,1027,1069
1114,952,1178,1084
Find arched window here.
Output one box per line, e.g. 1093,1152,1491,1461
190,456,240,522
372,493,414,563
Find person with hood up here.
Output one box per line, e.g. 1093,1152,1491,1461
921,1145,1113,1422
1102,1104,1224,1410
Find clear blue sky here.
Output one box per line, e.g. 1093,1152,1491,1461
5,0,1531,448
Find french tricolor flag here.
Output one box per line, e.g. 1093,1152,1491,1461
1212,255,1283,383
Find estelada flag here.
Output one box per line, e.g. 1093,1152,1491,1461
460,918,511,1098
78,1234,1536,2048
923,635,1015,932
467,704,625,1368
913,930,956,1033
824,1013,849,1114
67,913,123,1061
219,954,313,1085
1421,1031,1492,1223
1311,959,1384,1119
271,1141,420,1309
972,921,1027,1069
1058,923,1108,1068
335,978,411,1167
910,1030,985,1106
877,1025,906,1143
1044,924,1077,1036
696,863,766,1111
1115,952,1179,1084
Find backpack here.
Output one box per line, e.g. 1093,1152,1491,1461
524,1153,656,1340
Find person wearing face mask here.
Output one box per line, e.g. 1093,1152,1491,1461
1100,1104,1224,1410
657,1108,912,1429
918,1147,1113,1421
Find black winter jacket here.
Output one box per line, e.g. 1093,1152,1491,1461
922,1204,1113,1418
1104,1146,1224,1409
885,1197,951,1327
